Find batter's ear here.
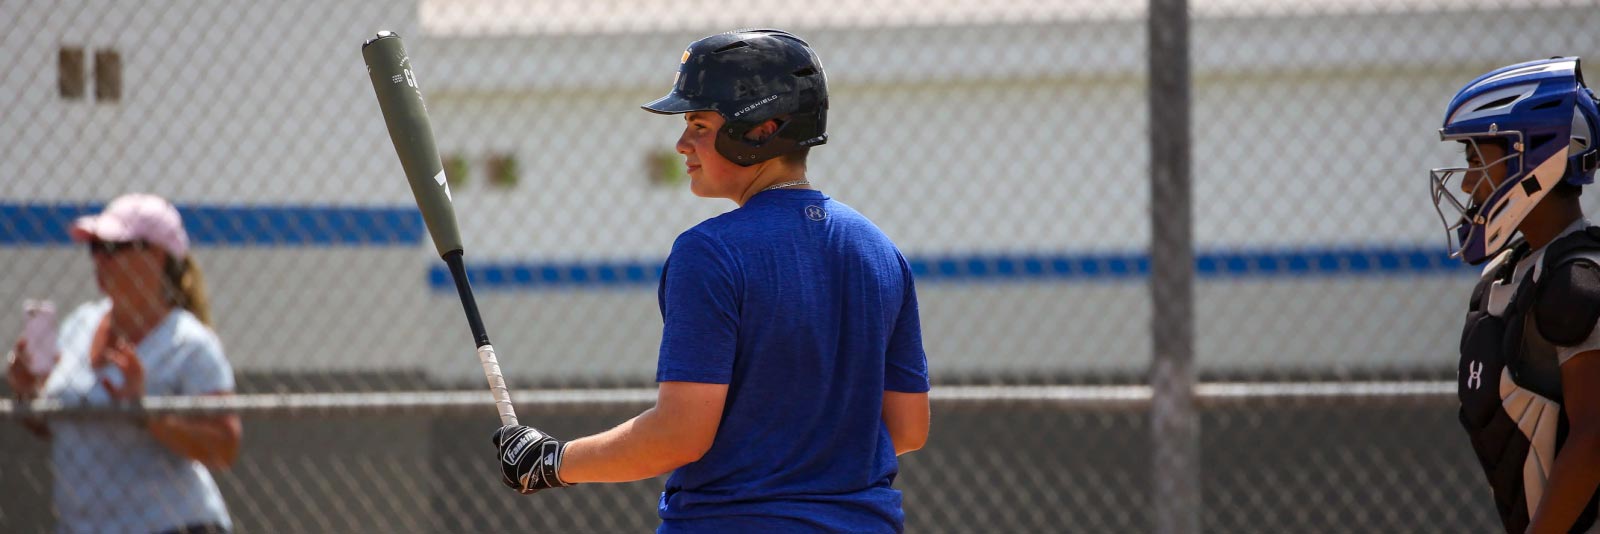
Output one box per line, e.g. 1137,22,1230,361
741,118,783,143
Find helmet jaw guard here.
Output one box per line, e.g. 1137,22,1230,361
1431,57,1600,265
643,29,828,166
1430,131,1525,265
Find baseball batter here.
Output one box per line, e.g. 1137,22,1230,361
491,29,932,534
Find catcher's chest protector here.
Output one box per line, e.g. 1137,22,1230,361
1458,227,1600,534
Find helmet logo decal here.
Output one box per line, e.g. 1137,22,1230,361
733,95,779,117
671,50,690,87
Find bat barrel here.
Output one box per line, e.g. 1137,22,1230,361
362,31,464,257
365,33,515,427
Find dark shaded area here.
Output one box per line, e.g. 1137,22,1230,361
0,394,1495,533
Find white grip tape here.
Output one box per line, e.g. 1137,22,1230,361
476,344,518,427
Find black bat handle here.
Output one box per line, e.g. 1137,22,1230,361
444,250,491,348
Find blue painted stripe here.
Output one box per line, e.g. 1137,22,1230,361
429,246,1478,291
428,260,667,289
1195,247,1471,277
0,203,1475,286
0,202,425,246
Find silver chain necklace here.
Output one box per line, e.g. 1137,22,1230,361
760,179,811,192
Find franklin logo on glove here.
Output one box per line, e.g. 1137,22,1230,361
492,425,571,495
501,427,537,465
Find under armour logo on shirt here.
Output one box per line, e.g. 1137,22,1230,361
805,205,826,221
1467,361,1484,390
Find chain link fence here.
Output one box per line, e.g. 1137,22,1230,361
5,0,1600,532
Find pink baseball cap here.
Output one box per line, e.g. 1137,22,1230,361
69,193,190,259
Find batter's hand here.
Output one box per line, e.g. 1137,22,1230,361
8,339,51,438
7,339,43,400
492,425,571,494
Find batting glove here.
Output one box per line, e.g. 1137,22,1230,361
492,425,572,494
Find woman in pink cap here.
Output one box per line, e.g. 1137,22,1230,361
7,193,239,534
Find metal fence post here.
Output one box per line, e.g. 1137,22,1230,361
1148,0,1198,533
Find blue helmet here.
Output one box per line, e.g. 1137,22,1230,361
1431,57,1600,264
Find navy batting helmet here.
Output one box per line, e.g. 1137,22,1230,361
642,29,828,166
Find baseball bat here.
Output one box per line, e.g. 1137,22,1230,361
362,31,517,427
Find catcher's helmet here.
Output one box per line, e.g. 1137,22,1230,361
643,29,828,166
1431,57,1600,264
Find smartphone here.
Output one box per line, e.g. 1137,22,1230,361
22,299,58,376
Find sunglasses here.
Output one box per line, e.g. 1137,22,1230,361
86,240,149,256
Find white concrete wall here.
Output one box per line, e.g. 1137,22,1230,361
4,1,1598,386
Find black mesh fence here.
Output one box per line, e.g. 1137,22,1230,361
7,0,1600,532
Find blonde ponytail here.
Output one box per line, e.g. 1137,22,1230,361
164,255,212,327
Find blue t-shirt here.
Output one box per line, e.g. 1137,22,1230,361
654,189,931,534
41,299,235,534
